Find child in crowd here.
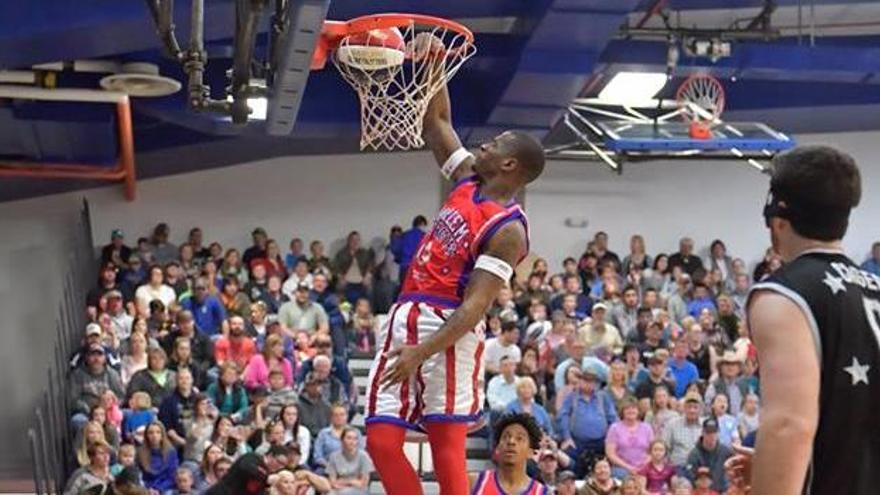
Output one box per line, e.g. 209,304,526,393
123,392,156,444
111,443,140,480
637,440,676,494
348,298,376,353
266,370,298,420
737,393,760,440
164,466,195,495
101,390,124,434
693,467,720,495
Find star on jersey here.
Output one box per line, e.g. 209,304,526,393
823,272,847,295
843,356,870,386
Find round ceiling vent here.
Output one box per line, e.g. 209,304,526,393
100,62,181,97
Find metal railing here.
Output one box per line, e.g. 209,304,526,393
28,198,96,494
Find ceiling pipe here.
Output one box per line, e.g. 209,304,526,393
0,86,137,201
143,0,183,61
230,0,269,124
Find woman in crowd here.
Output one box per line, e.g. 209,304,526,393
622,235,652,274
167,337,208,390
137,421,179,492
219,275,251,318
208,242,223,265
279,404,312,464
644,385,679,439
120,331,149,386
505,377,554,437
126,347,176,407
260,274,289,315
88,404,120,450
135,265,176,316
75,420,110,467
605,359,635,413
201,259,222,296
246,301,269,338
244,333,294,391
206,362,249,420
312,404,357,471
209,415,248,460
709,239,734,283
605,397,654,480
184,394,216,463
516,345,548,406
252,419,287,456
194,443,224,490
581,457,622,495
264,239,288,279
553,363,583,414
347,298,377,353
308,240,333,280
706,393,740,447
221,248,247,284
326,426,372,495
200,455,232,491
178,243,199,281
146,299,173,338
64,439,114,495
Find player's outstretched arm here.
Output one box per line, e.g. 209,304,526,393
748,291,820,494
380,222,525,387
422,80,474,182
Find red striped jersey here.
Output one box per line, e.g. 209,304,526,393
398,176,529,309
471,471,549,495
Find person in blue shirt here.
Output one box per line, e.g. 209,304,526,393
506,376,554,438
138,422,179,492
861,242,880,276
686,283,717,318
557,368,618,478
181,277,227,337
392,215,427,283
667,338,700,398
550,275,593,316
554,337,609,392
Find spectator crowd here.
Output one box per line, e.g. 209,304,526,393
64,221,880,494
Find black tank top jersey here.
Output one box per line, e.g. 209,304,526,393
749,250,880,494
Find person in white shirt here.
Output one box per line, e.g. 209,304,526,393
484,321,522,375
281,259,315,299
134,264,176,316
487,356,521,413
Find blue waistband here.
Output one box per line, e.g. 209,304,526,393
397,293,461,309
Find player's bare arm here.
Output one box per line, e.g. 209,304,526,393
422,80,475,182
748,291,820,494
380,221,526,388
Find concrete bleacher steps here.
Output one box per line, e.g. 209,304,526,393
348,352,493,494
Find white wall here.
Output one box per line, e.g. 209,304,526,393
84,151,442,255
528,131,880,270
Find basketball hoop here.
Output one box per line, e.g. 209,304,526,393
675,74,725,140
313,13,476,151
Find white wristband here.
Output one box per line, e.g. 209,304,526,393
474,254,514,282
440,147,474,180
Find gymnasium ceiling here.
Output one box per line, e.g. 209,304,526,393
2,0,880,201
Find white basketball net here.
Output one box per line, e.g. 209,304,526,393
677,75,726,124
333,21,476,151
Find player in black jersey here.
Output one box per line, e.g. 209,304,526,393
727,145,876,495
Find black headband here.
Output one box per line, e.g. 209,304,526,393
763,186,851,239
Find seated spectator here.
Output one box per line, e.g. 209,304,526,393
309,273,346,357
332,231,374,304
637,322,668,364
705,393,739,447
554,334,608,392
163,309,213,366
270,461,331,495
183,394,216,463
313,404,361,470
264,239,289,279
210,416,247,460
100,390,124,436
258,318,297,364
87,403,121,450
179,243,200,282
692,466,720,495
245,260,271,302
506,376,553,437
347,297,377,354
165,466,195,495
282,259,314,298
164,262,188,298
167,337,209,391
245,301,269,338
861,241,880,276
76,421,110,467
102,229,133,269
181,277,228,337
326,426,372,494
668,238,703,277
308,355,349,409
260,274,290,315
279,404,312,464
605,397,653,479
554,363,583,415
220,248,247,284
138,422,180,492
645,385,679,439
279,284,329,338
667,338,699,399
611,286,640,339
63,439,114,495
296,335,353,392
487,356,521,414
158,367,198,452
523,302,552,344
485,321,522,376
736,393,760,441
243,228,268,272
666,273,691,325
620,476,645,495
580,457,621,495
581,303,623,355
194,444,224,491
122,392,156,444
219,276,251,319
127,347,176,407
684,419,732,493
287,237,308,271
243,334,294,391
516,345,548,406
307,240,332,279
560,293,588,322
206,363,249,420
662,392,704,468
136,265,177,316
550,274,593,317
214,316,256,372
635,351,676,415
704,351,748,416
539,312,571,361
104,290,134,341
70,323,121,371
265,370,298,420
686,284,716,319
121,331,149,386
111,443,138,479
252,419,288,456
147,299,174,339
298,372,332,438
558,368,618,477
70,343,126,429
638,440,676,494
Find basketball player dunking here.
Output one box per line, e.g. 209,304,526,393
727,146,878,494
363,73,545,493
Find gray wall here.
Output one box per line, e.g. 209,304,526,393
0,193,87,479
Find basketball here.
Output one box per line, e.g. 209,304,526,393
335,27,406,71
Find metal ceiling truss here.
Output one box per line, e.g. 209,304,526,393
545,100,779,175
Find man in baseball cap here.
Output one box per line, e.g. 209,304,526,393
686,417,733,492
